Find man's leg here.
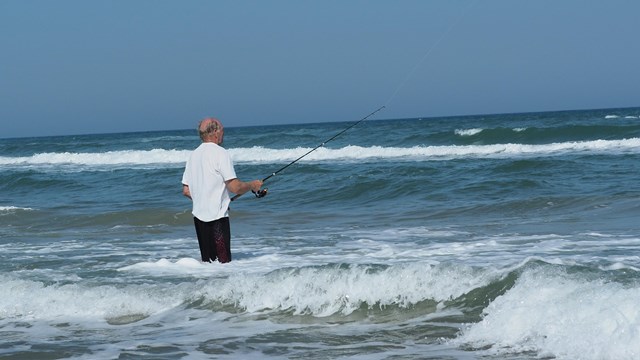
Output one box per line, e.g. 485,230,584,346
193,217,217,262
213,217,232,263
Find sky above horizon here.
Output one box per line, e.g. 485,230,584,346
2,0,639,138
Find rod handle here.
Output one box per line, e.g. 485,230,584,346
230,188,268,201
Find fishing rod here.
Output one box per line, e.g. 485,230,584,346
232,105,386,201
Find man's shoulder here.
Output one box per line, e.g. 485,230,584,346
196,142,226,151
194,142,229,157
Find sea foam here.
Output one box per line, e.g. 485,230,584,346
193,262,497,317
0,276,183,322
455,266,640,360
1,138,639,169
0,206,33,211
455,128,484,136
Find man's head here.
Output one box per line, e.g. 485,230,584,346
198,117,224,144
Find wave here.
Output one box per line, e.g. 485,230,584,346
1,138,639,169
0,275,183,324
0,149,191,168
606,114,639,120
6,260,640,359
447,123,640,146
5,262,498,321
2,261,638,359
455,128,484,136
454,127,534,137
0,206,34,217
124,261,500,317
454,264,640,359
0,206,34,212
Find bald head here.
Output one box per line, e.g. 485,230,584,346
198,117,224,143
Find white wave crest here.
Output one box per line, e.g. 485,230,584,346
3,262,492,320
0,206,34,212
455,128,484,136
0,149,191,167
0,276,183,321
194,263,496,317
230,138,640,163
454,267,640,359
1,138,639,169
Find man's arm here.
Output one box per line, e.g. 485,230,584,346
225,178,263,195
182,184,192,200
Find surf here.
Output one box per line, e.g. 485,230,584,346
1,137,639,170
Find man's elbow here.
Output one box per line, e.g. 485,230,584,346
225,178,242,194
182,185,192,199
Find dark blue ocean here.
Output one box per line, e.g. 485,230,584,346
1,107,640,359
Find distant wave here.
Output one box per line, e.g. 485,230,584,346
603,114,638,119
455,128,484,136
0,206,34,212
1,138,639,168
454,127,528,137
0,149,191,168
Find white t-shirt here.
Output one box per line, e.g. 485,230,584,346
182,142,237,222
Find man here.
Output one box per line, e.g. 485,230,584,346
182,117,263,263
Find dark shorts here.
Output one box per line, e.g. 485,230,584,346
193,216,231,263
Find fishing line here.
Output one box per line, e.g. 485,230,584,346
231,105,386,201
234,1,476,201
384,0,477,108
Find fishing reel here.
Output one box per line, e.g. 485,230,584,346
252,188,268,198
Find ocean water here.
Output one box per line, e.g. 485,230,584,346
1,107,640,359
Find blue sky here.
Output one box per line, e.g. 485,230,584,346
1,0,639,138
